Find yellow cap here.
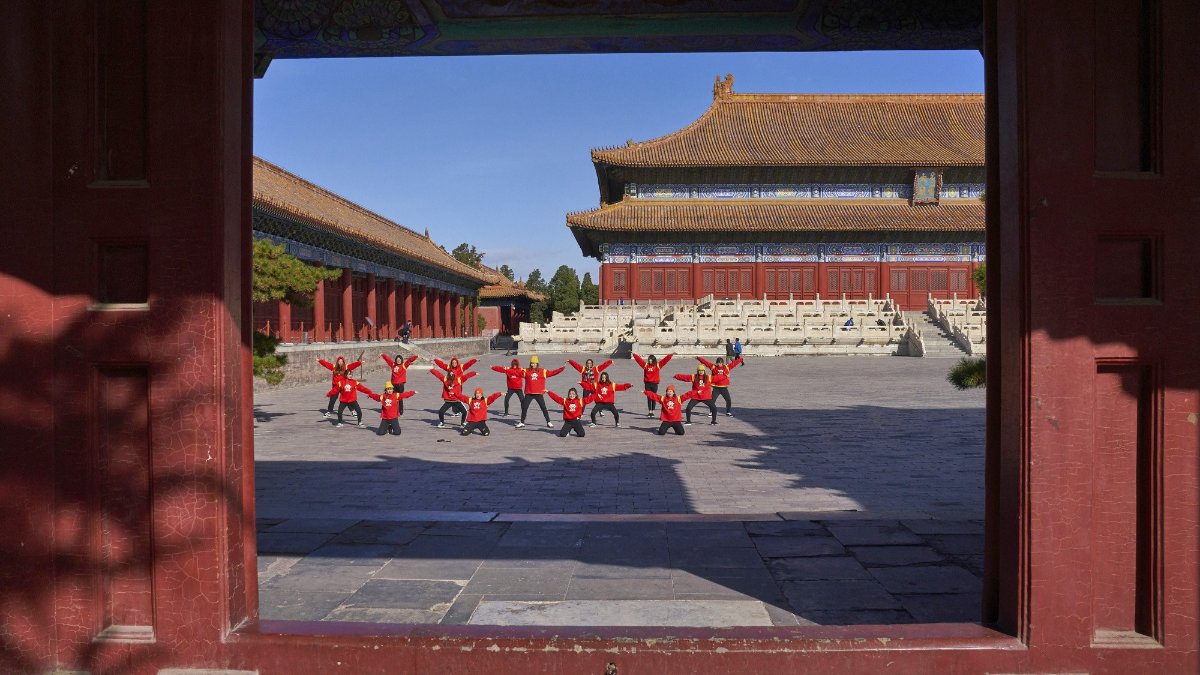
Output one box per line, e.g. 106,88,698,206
384,381,394,389
530,355,539,364
697,365,706,371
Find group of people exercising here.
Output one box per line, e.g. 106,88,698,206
319,351,744,438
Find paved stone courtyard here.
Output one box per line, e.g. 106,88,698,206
254,352,985,626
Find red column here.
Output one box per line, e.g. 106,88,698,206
445,292,454,337
415,285,427,338
469,298,478,336
277,300,291,342
450,293,459,337
313,277,326,342
402,281,413,335
365,272,376,340
433,290,444,338
340,268,353,342
385,277,396,339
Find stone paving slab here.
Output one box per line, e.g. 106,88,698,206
469,600,775,627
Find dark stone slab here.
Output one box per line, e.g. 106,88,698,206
256,531,336,555
267,518,361,534
496,524,586,548
572,562,672,579
670,569,784,601
463,567,572,597
745,521,827,537
375,557,482,581
423,522,506,538
441,593,483,625
766,556,873,581
330,522,425,546
868,566,981,595
753,536,846,558
898,593,982,623
900,519,984,535
671,546,768,569
781,580,903,611
397,535,500,558
566,577,675,601
303,544,396,566
323,607,444,624
848,546,946,567
259,589,347,621
799,609,916,626
342,579,464,610
262,563,377,593
826,523,923,546
923,534,985,555
478,556,578,570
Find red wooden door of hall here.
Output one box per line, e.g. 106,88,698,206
1,1,1197,673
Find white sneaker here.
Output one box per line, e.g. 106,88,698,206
598,411,605,417
323,411,333,418
588,422,597,428
334,423,344,428
646,412,654,417
516,422,525,428
710,421,718,425
437,422,445,428
614,423,621,428
684,421,692,426
726,412,733,417
547,421,555,428
358,423,366,428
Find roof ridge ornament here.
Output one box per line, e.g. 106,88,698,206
713,73,734,100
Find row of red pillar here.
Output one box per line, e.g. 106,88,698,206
275,268,478,343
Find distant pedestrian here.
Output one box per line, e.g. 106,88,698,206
547,388,597,438
490,358,526,416
675,364,717,425
732,338,743,359
644,384,694,436
455,387,502,436
632,352,673,416
725,339,735,359
365,381,417,435
399,321,412,343
326,373,373,428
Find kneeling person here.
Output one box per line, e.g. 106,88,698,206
366,381,417,436
645,384,694,436
456,387,502,436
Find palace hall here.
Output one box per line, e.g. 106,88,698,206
251,157,494,341
568,76,985,309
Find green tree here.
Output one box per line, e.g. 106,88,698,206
580,272,599,306
525,268,549,324
972,263,987,297
451,242,485,268
252,238,340,305
548,265,581,316
947,357,986,389
498,264,515,282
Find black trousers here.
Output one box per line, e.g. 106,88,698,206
503,388,525,415
685,398,717,423
657,421,685,436
557,419,586,437
377,418,401,435
461,421,490,436
336,401,362,424
437,400,466,425
521,393,549,423
644,382,659,411
590,402,619,425
393,382,406,414
327,393,338,413
713,386,732,413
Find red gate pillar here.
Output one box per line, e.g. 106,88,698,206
313,276,326,342
402,281,413,335
385,277,396,340
339,268,352,342
365,272,376,340
277,299,291,342
415,285,427,338
450,293,459,337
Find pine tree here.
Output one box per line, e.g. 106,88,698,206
498,264,515,281
580,272,599,306
548,265,581,316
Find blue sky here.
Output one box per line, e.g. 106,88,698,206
254,51,983,282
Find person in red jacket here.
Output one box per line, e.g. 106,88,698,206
675,364,717,425
490,358,526,416
547,388,597,438
455,387,502,436
569,357,613,418
517,355,565,428
644,384,695,436
698,356,744,416
582,372,632,428
632,352,673,416
431,368,477,428
319,355,362,418
365,381,417,436
380,352,419,413
434,356,477,379
326,372,373,428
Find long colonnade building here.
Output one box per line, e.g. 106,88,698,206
252,157,494,341
568,76,985,309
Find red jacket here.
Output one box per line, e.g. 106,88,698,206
431,369,476,401
633,353,672,384
435,358,477,378
568,359,612,387
319,358,362,386
326,377,373,403
547,391,597,421
455,392,502,422
674,372,713,401
381,353,418,385
492,365,526,390
523,366,565,395
697,357,743,387
582,380,632,404
644,390,695,422
366,389,416,419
